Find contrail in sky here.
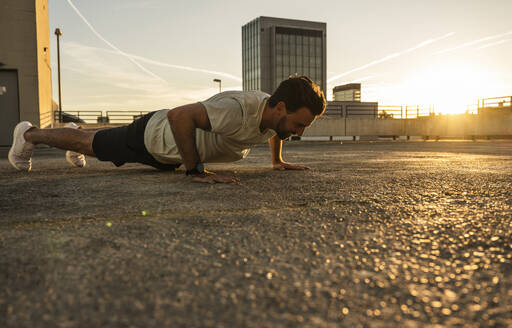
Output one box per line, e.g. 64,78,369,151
478,39,512,50
327,32,455,84
66,0,242,83
126,53,243,82
334,75,376,85
66,0,165,82
434,30,512,55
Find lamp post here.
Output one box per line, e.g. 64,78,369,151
213,79,221,93
55,28,63,123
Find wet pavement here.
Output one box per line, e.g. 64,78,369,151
1,140,511,327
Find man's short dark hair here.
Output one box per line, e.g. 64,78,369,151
268,76,326,116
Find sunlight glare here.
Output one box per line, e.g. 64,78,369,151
399,62,497,114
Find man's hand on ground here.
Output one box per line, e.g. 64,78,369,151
191,170,239,184
272,162,310,171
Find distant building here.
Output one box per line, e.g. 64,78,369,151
333,83,361,102
242,16,326,95
327,84,377,117
0,0,53,146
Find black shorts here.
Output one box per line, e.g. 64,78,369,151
92,111,181,171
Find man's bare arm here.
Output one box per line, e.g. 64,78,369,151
269,135,283,165
167,103,209,171
268,135,309,171
167,103,238,183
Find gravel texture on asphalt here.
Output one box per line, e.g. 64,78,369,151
1,141,511,327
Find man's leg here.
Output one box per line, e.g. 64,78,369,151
24,126,98,156
10,111,166,171
9,122,101,171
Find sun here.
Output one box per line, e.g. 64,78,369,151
398,61,498,115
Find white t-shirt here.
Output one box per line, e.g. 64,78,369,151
144,90,276,164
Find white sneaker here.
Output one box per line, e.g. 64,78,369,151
8,121,35,171
65,122,86,168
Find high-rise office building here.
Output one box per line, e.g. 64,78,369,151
242,17,326,95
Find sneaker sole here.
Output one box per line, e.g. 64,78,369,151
66,151,86,168
7,147,22,170
8,123,31,171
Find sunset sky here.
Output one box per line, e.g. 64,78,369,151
49,0,512,114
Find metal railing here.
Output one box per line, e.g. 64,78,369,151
51,96,510,125
378,106,402,119
325,101,378,118
379,96,511,118
378,105,434,119
53,110,150,124
106,111,151,124
468,96,512,115
405,105,434,118
53,110,102,123
479,96,512,109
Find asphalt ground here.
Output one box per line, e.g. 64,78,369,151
1,140,511,327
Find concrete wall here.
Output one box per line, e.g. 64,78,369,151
0,0,52,128
304,114,512,137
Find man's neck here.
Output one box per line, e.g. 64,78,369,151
259,104,274,132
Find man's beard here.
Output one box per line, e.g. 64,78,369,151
276,116,291,140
